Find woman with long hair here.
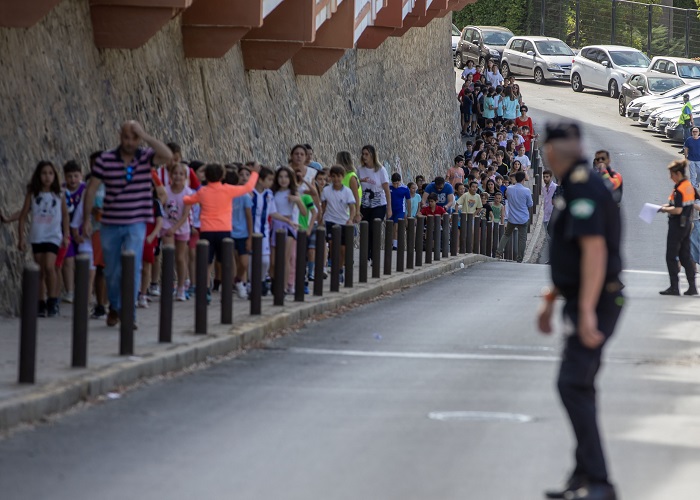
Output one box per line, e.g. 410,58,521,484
357,145,391,260
336,151,362,223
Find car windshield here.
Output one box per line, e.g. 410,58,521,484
452,25,461,37
647,77,685,93
535,40,574,56
482,31,513,46
678,63,700,79
609,50,650,68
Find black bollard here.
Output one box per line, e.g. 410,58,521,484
71,254,90,367
359,221,369,283
295,230,307,302
250,234,263,315
406,217,415,269
480,218,488,256
314,226,326,296
330,225,342,292
396,219,406,272
120,251,136,355
159,244,174,343
344,224,354,287
273,229,286,306
221,238,234,324
473,216,481,254
372,219,382,278
459,212,467,254
493,223,501,255
195,240,209,335
513,227,520,262
486,221,494,257
18,263,40,384
505,225,513,261
450,213,459,257
442,213,450,259
384,219,393,275
433,214,441,261
415,216,424,267
466,213,474,253
425,215,434,264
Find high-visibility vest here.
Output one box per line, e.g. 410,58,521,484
680,102,693,125
669,178,695,220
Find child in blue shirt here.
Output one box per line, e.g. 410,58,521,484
389,172,411,249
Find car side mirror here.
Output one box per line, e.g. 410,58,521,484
602,60,609,67
526,51,535,56
636,86,645,93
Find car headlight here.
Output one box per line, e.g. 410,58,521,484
547,63,561,71
620,73,628,79
489,48,499,56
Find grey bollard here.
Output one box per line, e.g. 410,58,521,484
442,213,450,258
295,230,307,302
486,221,494,257
120,251,136,354
415,216,424,267
384,220,393,275
314,226,326,296
433,214,441,261
72,254,91,367
450,213,459,257
250,234,263,315
425,215,434,264
359,221,369,283
221,238,234,324
344,224,354,287
330,225,341,292
195,240,209,334
396,219,406,272
273,229,286,306
18,263,40,384
159,244,174,343
406,217,415,270
372,219,382,279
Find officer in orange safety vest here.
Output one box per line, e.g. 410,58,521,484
658,159,697,296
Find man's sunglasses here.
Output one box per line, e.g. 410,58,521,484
595,157,606,162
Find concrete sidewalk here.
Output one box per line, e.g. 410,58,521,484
0,248,491,432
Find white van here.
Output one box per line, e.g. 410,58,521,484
501,36,575,84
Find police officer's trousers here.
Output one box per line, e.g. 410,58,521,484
558,290,623,485
666,219,695,291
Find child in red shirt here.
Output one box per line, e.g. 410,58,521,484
420,193,447,216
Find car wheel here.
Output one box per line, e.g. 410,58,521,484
501,62,510,78
618,96,626,116
456,52,465,69
571,73,584,92
608,80,620,99
534,67,545,84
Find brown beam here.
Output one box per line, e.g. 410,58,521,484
0,0,62,27
356,0,404,49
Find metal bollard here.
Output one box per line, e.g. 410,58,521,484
314,226,326,296
486,221,494,257
473,216,481,254
406,217,415,269
450,213,459,257
72,254,90,367
442,213,450,258
295,230,307,302
120,251,136,355
159,245,174,343
359,221,368,283
415,216,424,267
433,214,441,261
396,219,406,272
513,227,520,262
195,240,209,335
221,238,234,324
18,263,40,384
505,225,514,261
273,229,286,306
250,234,263,315
493,223,501,255
330,225,341,292
344,224,354,287
459,212,467,254
480,218,488,256
499,224,505,250
466,213,474,253
384,220,393,275
372,219,382,279
425,215,434,264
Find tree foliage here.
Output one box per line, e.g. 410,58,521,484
452,0,529,34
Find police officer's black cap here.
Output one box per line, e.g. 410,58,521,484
544,122,582,143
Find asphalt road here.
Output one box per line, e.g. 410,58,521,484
1,76,699,500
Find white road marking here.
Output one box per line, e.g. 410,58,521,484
622,269,668,275
480,344,555,352
428,411,534,423
288,347,558,362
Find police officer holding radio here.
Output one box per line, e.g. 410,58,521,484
658,159,697,296
537,122,623,500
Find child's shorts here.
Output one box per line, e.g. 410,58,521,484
188,229,200,250
32,242,59,255
233,237,249,256
143,223,159,264
65,238,78,258
199,231,230,264
390,212,406,224
324,221,347,244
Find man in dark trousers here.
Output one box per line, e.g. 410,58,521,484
537,122,623,500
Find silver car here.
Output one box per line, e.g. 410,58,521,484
501,36,574,84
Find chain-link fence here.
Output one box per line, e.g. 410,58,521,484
526,0,700,58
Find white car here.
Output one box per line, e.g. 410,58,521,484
637,87,700,125
571,45,650,98
452,24,461,65
500,36,574,84
648,56,700,84
626,83,700,119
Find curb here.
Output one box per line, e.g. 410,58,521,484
0,253,489,432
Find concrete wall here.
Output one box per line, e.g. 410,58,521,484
0,0,460,314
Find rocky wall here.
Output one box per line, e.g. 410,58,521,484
0,1,460,315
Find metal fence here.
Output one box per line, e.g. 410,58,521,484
526,0,700,58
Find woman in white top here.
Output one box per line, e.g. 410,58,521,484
357,145,392,260
289,144,319,207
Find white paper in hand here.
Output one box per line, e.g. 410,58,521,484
639,203,662,224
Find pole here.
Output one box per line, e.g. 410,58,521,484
396,219,406,272
540,0,546,36
195,240,209,334
221,238,233,324
295,231,307,302
120,251,135,354
425,215,434,264
611,0,617,45
159,244,174,343
648,4,653,57
359,221,369,283
473,216,481,254
685,10,690,58
314,226,326,296
330,225,342,291
273,229,286,305
486,221,494,257
384,220,393,275
415,216,424,267
250,234,262,315
480,218,488,256
344,224,354,287
450,213,459,257
18,263,39,384
372,219,382,278
441,213,450,259
433,214,441,262
575,0,580,48
71,254,90,367
466,213,474,253
406,217,415,269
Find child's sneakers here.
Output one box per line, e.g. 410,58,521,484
38,300,47,318
235,282,248,299
46,298,59,317
176,286,188,302
148,283,161,297
90,304,106,319
137,293,149,308
61,291,74,304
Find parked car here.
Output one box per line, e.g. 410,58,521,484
455,26,514,69
666,109,700,141
571,45,651,98
452,24,461,65
637,86,700,125
625,82,700,119
648,56,700,84
501,36,574,84
618,72,684,116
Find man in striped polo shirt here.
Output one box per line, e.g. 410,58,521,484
83,121,173,327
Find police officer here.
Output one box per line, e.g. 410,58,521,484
658,159,697,296
537,122,623,500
